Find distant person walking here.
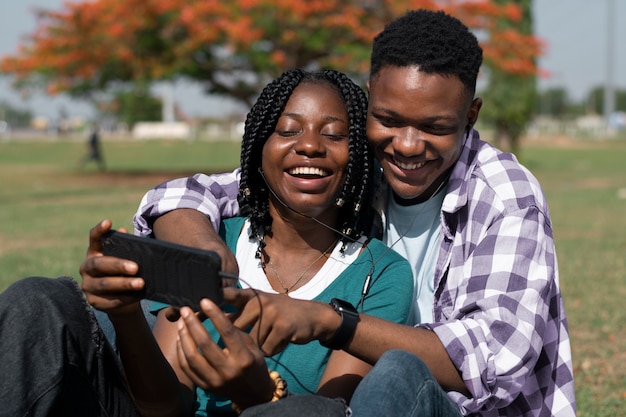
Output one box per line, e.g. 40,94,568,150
80,124,105,171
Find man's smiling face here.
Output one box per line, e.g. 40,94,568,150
367,65,481,203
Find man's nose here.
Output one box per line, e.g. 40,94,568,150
392,127,426,156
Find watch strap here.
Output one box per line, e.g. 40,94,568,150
320,298,359,350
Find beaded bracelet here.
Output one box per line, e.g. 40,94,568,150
231,370,288,414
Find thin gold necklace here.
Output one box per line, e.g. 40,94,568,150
262,239,337,295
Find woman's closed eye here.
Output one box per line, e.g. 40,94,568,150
322,132,348,141
276,129,301,137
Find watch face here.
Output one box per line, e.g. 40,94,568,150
331,298,358,315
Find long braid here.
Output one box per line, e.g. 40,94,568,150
321,69,372,241
239,70,306,240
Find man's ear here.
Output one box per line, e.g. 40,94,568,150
366,79,371,93
468,97,483,125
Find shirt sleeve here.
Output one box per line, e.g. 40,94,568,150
422,206,556,413
133,168,241,236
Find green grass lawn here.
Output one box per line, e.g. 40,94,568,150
1,136,625,415
0,138,241,281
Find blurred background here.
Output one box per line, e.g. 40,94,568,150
0,0,624,146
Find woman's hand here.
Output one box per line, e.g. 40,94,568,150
79,219,144,317
176,299,275,410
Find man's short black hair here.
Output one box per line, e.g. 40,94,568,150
370,9,483,95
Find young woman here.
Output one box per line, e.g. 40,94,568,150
0,69,412,417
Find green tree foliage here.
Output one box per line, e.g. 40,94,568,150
111,88,162,128
479,0,537,154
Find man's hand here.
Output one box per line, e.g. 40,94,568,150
79,219,144,316
223,288,341,356
153,209,239,278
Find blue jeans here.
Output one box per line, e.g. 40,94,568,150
350,349,463,417
242,349,462,417
94,299,157,352
0,276,139,417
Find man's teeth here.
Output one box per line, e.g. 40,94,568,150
289,167,329,176
394,159,427,170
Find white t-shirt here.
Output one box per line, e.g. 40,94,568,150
235,220,366,300
383,187,445,324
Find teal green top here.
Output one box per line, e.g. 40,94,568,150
151,217,413,416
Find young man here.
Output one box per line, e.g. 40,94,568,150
134,9,575,417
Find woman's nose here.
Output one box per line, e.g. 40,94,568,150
294,130,326,157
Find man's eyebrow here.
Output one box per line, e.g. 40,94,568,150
370,107,456,123
369,106,400,118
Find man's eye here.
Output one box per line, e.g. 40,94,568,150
424,125,455,135
377,117,399,127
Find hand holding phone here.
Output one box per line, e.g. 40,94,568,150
101,230,226,310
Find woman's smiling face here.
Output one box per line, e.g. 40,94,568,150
261,81,350,220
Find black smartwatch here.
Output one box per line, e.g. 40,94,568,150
320,298,360,350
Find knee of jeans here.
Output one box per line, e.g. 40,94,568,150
377,349,432,379
3,276,83,314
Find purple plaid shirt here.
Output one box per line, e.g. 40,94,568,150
134,130,575,417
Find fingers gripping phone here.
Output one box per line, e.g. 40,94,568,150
101,230,226,310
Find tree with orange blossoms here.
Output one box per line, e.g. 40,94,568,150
478,0,541,155
1,0,543,111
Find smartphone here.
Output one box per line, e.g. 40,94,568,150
101,230,225,310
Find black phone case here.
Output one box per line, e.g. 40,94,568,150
101,230,223,310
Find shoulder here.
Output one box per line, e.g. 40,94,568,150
447,134,550,221
478,142,545,205
363,238,405,262
361,238,412,278
351,239,413,323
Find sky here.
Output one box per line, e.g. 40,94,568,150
0,0,624,120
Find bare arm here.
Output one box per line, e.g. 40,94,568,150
316,350,371,402
226,289,468,396
110,307,195,416
153,208,238,277
341,314,467,394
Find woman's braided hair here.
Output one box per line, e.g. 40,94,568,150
238,68,372,246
